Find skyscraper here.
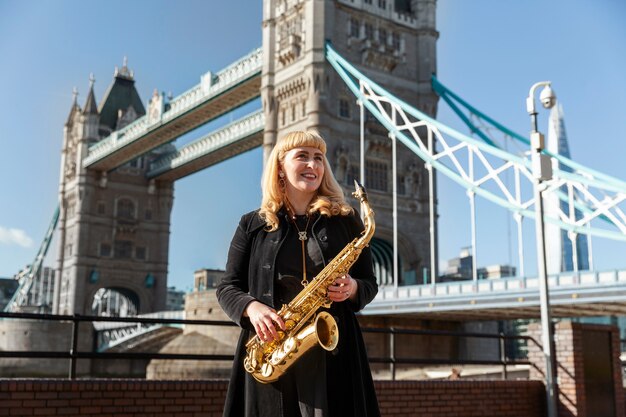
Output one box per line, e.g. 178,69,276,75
544,103,590,274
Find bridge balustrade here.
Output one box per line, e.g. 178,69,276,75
374,268,626,301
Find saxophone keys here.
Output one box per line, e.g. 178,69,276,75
260,362,274,378
283,336,297,355
269,350,282,366
244,356,257,373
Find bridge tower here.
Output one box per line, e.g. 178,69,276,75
54,64,173,315
261,0,439,284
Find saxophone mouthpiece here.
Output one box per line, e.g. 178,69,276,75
352,180,367,201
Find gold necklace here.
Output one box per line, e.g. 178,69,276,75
291,214,311,287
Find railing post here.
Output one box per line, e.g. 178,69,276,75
389,327,396,381
500,332,508,380
69,314,79,379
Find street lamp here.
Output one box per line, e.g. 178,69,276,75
526,81,558,417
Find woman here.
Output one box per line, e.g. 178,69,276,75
217,131,380,417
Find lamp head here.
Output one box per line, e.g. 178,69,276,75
539,84,556,109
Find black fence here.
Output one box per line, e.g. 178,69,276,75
0,311,533,380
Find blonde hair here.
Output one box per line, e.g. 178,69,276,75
259,131,353,231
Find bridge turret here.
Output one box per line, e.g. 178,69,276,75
97,58,146,139
81,74,100,146
64,87,81,128
54,62,172,316
261,0,439,286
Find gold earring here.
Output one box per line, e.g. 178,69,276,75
279,171,286,190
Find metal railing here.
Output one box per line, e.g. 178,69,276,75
363,326,533,380
0,311,532,380
0,311,236,379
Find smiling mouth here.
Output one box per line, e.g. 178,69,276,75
301,173,317,180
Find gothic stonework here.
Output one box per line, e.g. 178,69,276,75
54,65,174,315
262,0,438,285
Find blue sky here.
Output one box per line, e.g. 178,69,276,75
0,1,624,292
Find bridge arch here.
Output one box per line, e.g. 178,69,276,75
83,274,156,317
88,286,140,317
369,233,423,287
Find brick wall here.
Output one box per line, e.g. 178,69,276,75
526,321,625,417
0,379,545,417
375,380,546,417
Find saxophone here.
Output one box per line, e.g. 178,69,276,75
243,181,375,383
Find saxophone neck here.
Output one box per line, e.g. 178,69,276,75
352,181,376,246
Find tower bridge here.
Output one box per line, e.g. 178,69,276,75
146,109,265,181
83,48,262,171
4,0,626,333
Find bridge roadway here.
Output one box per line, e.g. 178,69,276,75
147,109,264,181
364,268,626,320
96,268,626,351
83,47,262,172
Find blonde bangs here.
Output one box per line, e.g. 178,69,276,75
275,131,327,156
259,131,352,231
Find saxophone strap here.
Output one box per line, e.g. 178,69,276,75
291,214,311,286
284,198,313,287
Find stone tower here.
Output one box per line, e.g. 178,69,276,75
261,0,438,284
54,63,174,315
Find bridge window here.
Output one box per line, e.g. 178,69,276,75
394,0,412,14
145,209,152,221
378,0,387,9
397,174,405,195
364,23,374,41
100,243,112,257
338,98,351,119
301,101,307,117
348,165,360,185
379,28,388,46
128,157,143,169
364,0,372,4
392,32,401,50
114,240,133,259
366,160,388,192
97,201,106,215
349,18,360,38
116,198,135,220
136,246,146,261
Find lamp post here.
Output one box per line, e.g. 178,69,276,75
526,81,558,417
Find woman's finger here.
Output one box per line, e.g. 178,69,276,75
269,312,286,330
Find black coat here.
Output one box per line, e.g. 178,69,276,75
217,208,381,417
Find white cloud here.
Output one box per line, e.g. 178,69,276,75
0,226,34,248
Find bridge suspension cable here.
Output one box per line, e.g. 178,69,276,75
5,205,60,312
326,44,626,244
432,75,626,191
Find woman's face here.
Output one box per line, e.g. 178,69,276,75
280,146,325,199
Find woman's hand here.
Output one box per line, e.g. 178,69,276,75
244,301,285,342
328,274,358,303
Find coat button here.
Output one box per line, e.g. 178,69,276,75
319,235,328,242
